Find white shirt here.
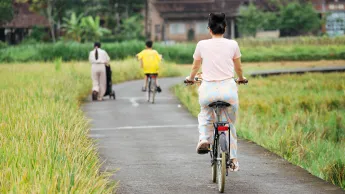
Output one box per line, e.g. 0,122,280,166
89,48,110,65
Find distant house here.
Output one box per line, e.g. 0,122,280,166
146,0,249,42
0,2,49,44
311,0,345,36
146,0,345,42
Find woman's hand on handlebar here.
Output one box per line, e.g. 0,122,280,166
235,76,248,85
184,76,195,85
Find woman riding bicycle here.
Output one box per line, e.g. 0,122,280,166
185,13,246,172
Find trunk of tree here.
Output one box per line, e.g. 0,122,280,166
145,0,148,38
114,2,120,33
47,0,56,42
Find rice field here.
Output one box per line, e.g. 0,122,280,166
0,59,182,193
173,73,345,189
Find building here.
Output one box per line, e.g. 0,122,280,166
311,0,345,36
146,0,249,42
146,0,345,42
0,2,50,44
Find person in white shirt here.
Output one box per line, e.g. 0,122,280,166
89,42,110,101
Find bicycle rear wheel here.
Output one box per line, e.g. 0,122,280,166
217,133,227,193
211,143,217,183
151,78,156,104
147,78,151,102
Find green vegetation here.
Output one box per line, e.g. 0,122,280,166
62,13,111,42
0,63,113,193
0,59,181,192
1,38,345,64
0,0,13,24
173,73,345,189
16,0,144,42
238,1,320,36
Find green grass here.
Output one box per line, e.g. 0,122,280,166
173,73,345,189
0,59,182,193
1,38,345,64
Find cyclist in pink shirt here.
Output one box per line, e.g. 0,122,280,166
186,13,246,172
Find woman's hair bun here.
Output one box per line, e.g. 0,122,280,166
208,13,227,34
210,13,226,23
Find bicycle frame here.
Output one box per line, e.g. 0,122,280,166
147,74,157,103
211,106,231,169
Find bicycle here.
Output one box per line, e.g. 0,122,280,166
146,74,157,104
184,76,248,193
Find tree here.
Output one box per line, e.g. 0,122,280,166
80,0,144,33
237,1,321,37
262,11,280,31
279,2,321,36
237,3,265,37
0,0,13,25
121,15,144,40
18,0,81,42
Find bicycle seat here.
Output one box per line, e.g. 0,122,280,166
208,101,231,108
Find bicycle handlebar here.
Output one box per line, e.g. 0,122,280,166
184,78,248,85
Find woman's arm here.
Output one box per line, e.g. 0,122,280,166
189,59,202,80
105,51,110,65
233,57,245,80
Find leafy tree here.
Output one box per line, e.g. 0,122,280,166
0,0,13,25
279,2,321,36
262,11,280,31
17,0,82,42
121,15,144,40
237,1,321,37
237,3,265,37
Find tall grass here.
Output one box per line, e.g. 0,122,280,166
237,36,345,47
0,59,182,193
1,39,345,64
109,58,182,83
0,63,114,193
173,73,345,189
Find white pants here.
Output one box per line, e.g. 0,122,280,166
198,79,238,159
91,64,106,98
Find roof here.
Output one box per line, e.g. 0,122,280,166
154,0,246,19
0,2,49,28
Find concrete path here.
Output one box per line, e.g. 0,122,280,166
83,78,344,194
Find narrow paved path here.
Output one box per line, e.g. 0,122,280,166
83,78,344,194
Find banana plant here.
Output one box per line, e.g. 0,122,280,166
81,16,111,42
62,12,84,42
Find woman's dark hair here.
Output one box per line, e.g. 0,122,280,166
146,40,153,48
208,13,227,35
94,42,101,60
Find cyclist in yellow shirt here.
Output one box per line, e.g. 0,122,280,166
136,40,162,92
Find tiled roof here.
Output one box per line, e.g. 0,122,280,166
154,0,245,18
1,2,49,28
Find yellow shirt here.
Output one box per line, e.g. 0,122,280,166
137,49,161,74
